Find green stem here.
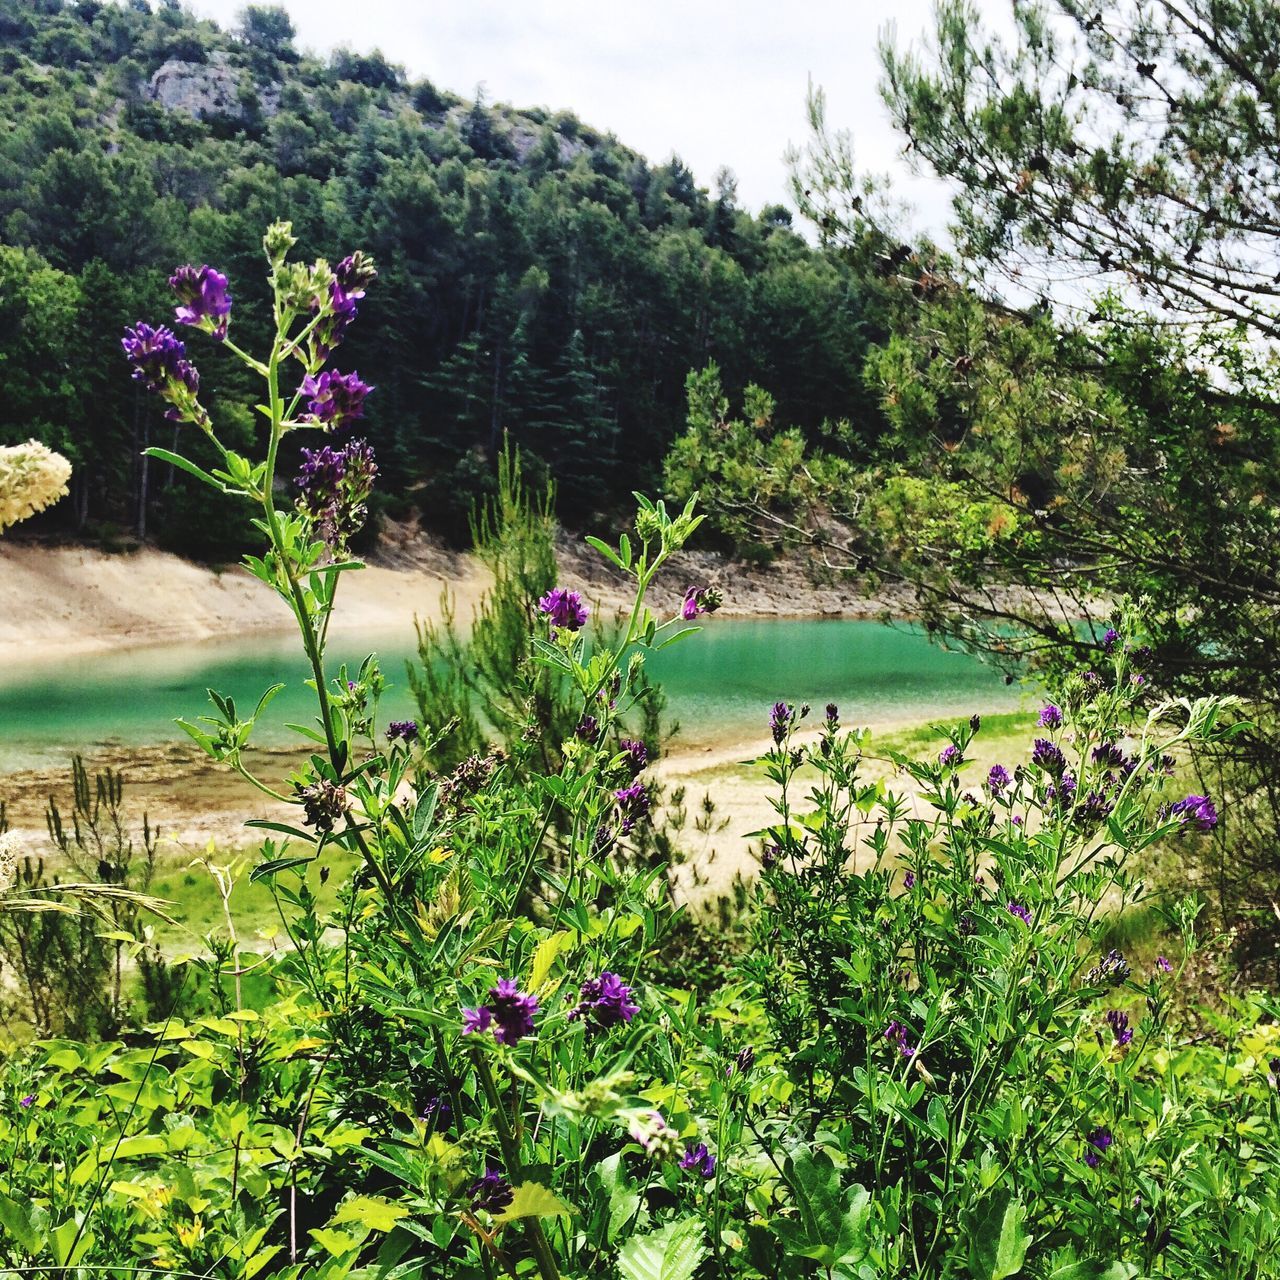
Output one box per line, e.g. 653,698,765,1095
473,1053,562,1280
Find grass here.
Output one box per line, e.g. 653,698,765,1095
146,845,361,951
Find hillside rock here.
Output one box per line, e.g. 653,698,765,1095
146,51,279,121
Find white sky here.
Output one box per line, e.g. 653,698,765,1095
184,0,1012,233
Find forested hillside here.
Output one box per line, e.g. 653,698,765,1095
0,0,882,554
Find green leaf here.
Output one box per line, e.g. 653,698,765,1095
492,1182,576,1223
143,448,232,493
771,1148,871,1268
969,1189,1033,1280
527,931,573,993
330,1195,409,1233
617,1217,707,1280
0,1192,43,1256
249,855,315,882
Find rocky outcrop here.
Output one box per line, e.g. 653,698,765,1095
145,50,279,121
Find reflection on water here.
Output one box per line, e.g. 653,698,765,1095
0,619,1021,768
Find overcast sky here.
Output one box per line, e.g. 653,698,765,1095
184,0,1011,234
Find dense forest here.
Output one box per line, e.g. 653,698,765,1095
0,0,882,554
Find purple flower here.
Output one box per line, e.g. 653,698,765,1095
1087,949,1130,986
121,322,205,425
769,701,793,745
1103,628,1120,654
1169,794,1218,833
1105,1009,1133,1047
939,745,962,769
575,714,600,741
726,1045,755,1078
1092,741,1130,771
461,1006,493,1037
682,589,702,621
470,1164,514,1213
1007,901,1032,925
1084,1126,1113,1166
884,1020,915,1058
1155,955,1172,974
386,720,418,742
19,1094,34,1108
1037,704,1063,729
1032,738,1067,774
169,264,232,339
614,782,650,835
488,978,539,1045
308,252,378,361
986,764,1012,796
1073,789,1114,828
1049,772,1078,810
619,739,648,775
680,585,723,620
903,871,916,890
538,587,589,631
679,1143,716,1178
825,703,839,728
295,439,378,552
569,970,639,1033
463,979,539,1045
300,369,373,429
1080,670,1104,700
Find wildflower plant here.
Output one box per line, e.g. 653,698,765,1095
727,627,1279,1276
92,225,720,1278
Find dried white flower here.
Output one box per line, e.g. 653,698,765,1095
0,831,23,892
0,440,72,534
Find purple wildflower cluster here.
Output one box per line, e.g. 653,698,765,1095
884,1020,916,1058
300,369,373,429
769,701,793,745
986,764,1012,796
1037,704,1063,729
121,323,206,427
295,438,378,553
1007,901,1032,925
1084,1126,1113,1167
726,1045,755,1078
1087,949,1131,987
681,585,723,620
1031,738,1067,775
469,1164,514,1213
939,744,963,769
462,978,538,1046
903,871,916,890
575,714,600,741
619,738,648,775
1105,1009,1133,1047
386,720,418,743
539,587,589,632
614,782,650,835
568,970,639,1033
1168,793,1219,833
169,264,232,339
680,1143,716,1178
309,251,377,365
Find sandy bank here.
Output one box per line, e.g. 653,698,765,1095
0,523,923,670
0,534,492,669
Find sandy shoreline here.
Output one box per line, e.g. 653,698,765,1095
0,522,941,669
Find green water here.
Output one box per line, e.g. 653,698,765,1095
0,619,1020,768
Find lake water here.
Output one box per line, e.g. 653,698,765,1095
0,619,1021,768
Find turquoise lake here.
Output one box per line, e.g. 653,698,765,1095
0,619,1022,768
